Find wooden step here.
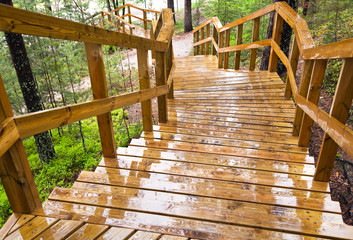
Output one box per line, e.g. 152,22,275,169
46,187,352,239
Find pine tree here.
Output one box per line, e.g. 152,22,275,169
168,0,176,23
184,0,193,32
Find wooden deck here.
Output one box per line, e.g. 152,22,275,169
2,55,353,240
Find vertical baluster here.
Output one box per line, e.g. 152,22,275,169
195,31,200,55
292,60,314,136
298,59,327,147
128,5,132,24
85,43,117,158
249,17,260,71
212,25,218,55
200,27,205,55
223,29,231,69
285,37,299,98
206,24,210,55
167,41,174,99
155,51,168,123
155,12,158,20
0,75,41,213
218,31,224,68
315,59,353,181
137,49,153,131
268,12,284,72
234,24,243,70
143,10,147,30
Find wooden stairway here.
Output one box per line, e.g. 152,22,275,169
3,55,353,239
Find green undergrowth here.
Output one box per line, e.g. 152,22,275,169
0,108,142,228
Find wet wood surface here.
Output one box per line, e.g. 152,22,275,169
6,55,353,239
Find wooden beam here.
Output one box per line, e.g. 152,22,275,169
155,51,168,123
212,25,218,55
218,31,224,68
0,75,41,214
137,49,153,132
298,59,327,147
0,118,19,158
14,86,168,138
193,37,212,47
315,58,353,181
85,43,116,158
302,38,353,60
223,29,231,69
166,41,174,99
200,27,205,55
0,4,167,52
194,31,199,55
143,10,147,30
234,24,243,70
285,37,299,98
206,24,210,55
292,60,314,136
268,12,283,72
127,5,132,24
249,17,260,71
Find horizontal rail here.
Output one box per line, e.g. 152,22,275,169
0,4,167,52
100,11,135,29
219,39,271,53
14,85,168,139
302,39,353,59
193,37,212,47
0,118,19,158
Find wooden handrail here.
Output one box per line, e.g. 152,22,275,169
0,118,19,157
100,11,135,29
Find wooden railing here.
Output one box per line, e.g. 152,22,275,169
193,2,353,182
0,4,174,214
93,3,160,33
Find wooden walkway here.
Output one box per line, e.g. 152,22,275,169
2,56,353,239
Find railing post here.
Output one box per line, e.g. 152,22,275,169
128,5,132,24
200,27,205,55
85,43,117,158
292,60,314,136
0,76,41,213
166,41,174,99
212,25,218,55
206,24,210,55
285,37,299,98
234,24,243,70
218,31,224,68
314,58,353,181
155,51,168,123
249,17,260,71
268,12,283,72
194,31,200,56
143,10,147,30
223,29,231,69
137,49,153,131
298,59,327,147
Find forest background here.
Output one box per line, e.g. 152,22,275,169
0,0,352,227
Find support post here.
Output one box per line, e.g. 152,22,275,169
128,5,132,24
249,17,260,71
292,60,314,136
206,24,210,55
137,49,153,131
268,12,283,72
298,59,327,147
166,41,174,99
194,31,200,56
314,59,353,181
223,29,231,69
200,27,205,55
212,25,218,55
155,51,168,123
0,75,41,213
234,24,243,70
218,31,224,68
285,37,299,98
143,10,147,30
85,43,117,158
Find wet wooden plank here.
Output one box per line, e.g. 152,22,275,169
97,155,326,192
33,219,83,240
76,169,339,213
159,236,188,240
141,131,307,154
37,201,320,240
7,214,35,236
66,223,109,240
47,187,350,238
97,227,135,239
0,213,21,239
128,231,161,239
5,216,58,240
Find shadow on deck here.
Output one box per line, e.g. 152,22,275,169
2,56,352,240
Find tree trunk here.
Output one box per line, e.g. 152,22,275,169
302,0,309,16
106,0,112,12
168,0,176,23
2,0,56,163
184,0,193,32
260,0,298,76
